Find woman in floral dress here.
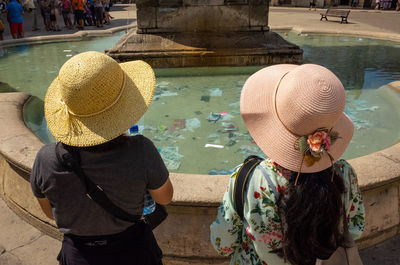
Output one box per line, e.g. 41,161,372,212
210,64,365,265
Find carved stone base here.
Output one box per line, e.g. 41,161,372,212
106,30,303,68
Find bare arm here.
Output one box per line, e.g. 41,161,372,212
36,197,54,220
148,177,173,205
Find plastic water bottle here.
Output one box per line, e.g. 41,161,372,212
128,124,139,135
143,191,156,215
127,117,144,136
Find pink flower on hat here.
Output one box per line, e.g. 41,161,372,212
307,131,327,152
323,134,331,150
298,128,340,166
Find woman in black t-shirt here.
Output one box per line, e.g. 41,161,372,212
30,51,173,265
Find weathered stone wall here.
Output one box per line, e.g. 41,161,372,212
136,0,270,33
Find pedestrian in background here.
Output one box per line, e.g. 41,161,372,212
83,1,93,26
309,0,316,10
0,0,5,40
5,0,24,38
87,0,95,24
39,0,51,31
49,0,61,30
103,0,111,24
31,0,40,30
61,0,72,29
0,16,4,40
93,0,103,27
72,0,84,29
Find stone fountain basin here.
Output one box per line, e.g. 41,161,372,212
0,91,399,264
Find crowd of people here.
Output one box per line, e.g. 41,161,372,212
0,0,114,40
375,0,400,10
49,0,114,30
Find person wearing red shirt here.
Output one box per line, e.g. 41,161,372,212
72,0,84,29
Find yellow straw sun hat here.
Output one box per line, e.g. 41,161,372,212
44,51,155,147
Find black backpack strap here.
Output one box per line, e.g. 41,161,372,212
55,142,142,223
234,155,263,220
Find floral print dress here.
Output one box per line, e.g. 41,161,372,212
210,159,365,265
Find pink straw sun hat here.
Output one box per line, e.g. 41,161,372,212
240,64,354,173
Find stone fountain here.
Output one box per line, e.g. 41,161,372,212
3,3,400,265
106,0,303,67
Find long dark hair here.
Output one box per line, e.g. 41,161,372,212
277,166,345,265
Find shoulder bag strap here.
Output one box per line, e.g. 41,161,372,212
234,155,263,220
55,142,142,223
259,166,279,200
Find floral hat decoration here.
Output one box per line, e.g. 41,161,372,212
240,64,354,184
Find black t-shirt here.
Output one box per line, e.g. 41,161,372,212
30,135,169,236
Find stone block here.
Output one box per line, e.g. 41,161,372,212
224,0,248,4
154,205,219,257
163,256,229,265
136,0,158,7
249,5,268,27
159,0,183,6
248,0,268,4
362,185,400,238
156,6,249,32
0,198,42,251
10,235,60,265
0,252,23,265
0,159,5,194
137,7,157,29
2,160,45,221
183,0,224,5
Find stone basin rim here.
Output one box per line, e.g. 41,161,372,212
0,24,135,49
0,91,399,206
0,25,399,50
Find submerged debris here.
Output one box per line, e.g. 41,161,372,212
159,146,184,170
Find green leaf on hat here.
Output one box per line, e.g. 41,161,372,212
329,131,340,144
298,136,308,154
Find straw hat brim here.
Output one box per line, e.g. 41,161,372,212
240,64,354,173
45,60,155,147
